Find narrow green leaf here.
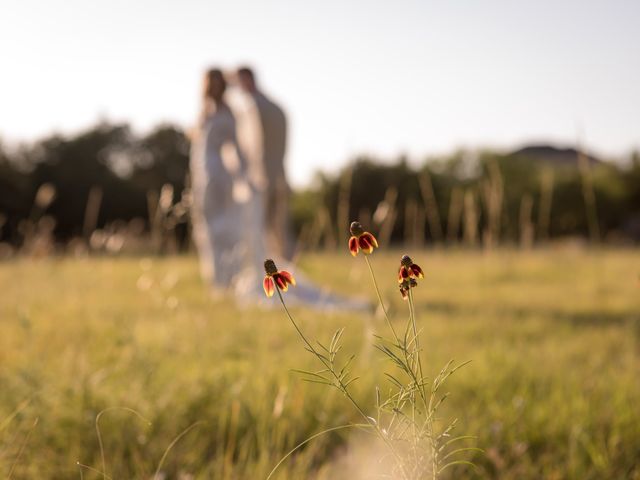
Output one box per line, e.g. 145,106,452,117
441,447,484,462
438,460,477,474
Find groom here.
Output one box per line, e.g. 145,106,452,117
236,66,293,260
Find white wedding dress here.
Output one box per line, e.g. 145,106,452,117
190,105,370,311
190,105,253,289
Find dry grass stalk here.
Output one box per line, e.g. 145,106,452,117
481,160,503,249
377,186,398,247
519,194,534,250
146,189,159,245
305,214,323,251
18,183,58,255
336,166,353,243
577,146,600,245
404,198,417,247
295,222,312,256
414,204,426,248
358,207,372,231
463,189,478,247
319,205,337,249
537,169,554,242
82,186,103,241
418,171,443,244
446,187,463,245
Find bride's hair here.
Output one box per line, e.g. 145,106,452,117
203,68,226,102
197,68,227,127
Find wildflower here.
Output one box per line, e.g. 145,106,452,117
348,221,378,256
399,278,418,300
398,255,424,283
263,259,296,297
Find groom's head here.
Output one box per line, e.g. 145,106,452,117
237,67,257,94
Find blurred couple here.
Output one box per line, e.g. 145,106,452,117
190,67,366,310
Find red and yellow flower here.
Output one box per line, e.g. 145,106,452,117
397,255,424,283
348,221,379,256
263,259,296,297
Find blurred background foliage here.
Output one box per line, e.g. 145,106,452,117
1,122,639,253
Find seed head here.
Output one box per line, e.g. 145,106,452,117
350,221,364,236
264,259,278,275
401,255,413,267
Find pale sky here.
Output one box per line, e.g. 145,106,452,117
1,0,639,186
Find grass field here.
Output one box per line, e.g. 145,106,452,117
1,249,639,479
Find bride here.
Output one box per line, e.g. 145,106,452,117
190,69,262,290
190,68,368,311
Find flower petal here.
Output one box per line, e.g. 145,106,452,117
363,232,378,248
263,276,275,297
399,266,409,282
275,274,288,291
359,236,374,254
349,236,359,256
279,270,296,286
411,264,424,278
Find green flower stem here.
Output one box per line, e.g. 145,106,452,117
276,287,374,425
275,287,409,480
363,255,400,345
408,288,426,400
363,256,427,415
408,288,437,479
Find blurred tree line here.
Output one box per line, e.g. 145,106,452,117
1,121,639,254
0,122,190,253
299,147,640,248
